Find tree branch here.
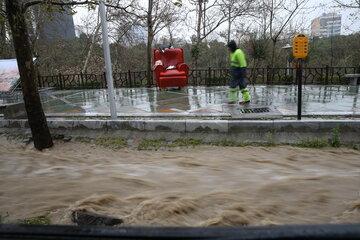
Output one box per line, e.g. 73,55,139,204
334,0,360,8
23,0,133,13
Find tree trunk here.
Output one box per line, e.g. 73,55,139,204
203,1,206,38
0,0,7,58
167,25,173,45
227,7,231,43
82,23,101,73
146,0,153,88
5,0,53,150
270,39,276,68
196,0,202,41
0,20,6,58
192,0,203,70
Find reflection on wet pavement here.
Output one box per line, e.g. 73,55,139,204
0,85,359,115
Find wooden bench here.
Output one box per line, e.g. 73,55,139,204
345,74,360,86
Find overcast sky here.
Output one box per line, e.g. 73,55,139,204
72,0,360,39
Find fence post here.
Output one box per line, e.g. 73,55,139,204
128,70,132,87
58,73,63,90
325,65,329,85
207,67,211,86
266,66,270,85
37,74,42,88
80,72,84,88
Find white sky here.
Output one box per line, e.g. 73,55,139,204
72,0,360,40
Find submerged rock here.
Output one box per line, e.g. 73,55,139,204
72,211,123,226
63,136,72,142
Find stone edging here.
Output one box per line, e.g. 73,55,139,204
1,119,360,143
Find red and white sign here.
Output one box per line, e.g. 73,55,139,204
0,59,20,92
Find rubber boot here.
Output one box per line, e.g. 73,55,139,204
240,88,250,104
228,88,238,104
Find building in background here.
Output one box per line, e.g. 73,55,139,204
311,13,341,38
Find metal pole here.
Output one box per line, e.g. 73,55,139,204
297,58,303,120
99,0,117,119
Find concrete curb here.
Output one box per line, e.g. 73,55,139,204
1,119,360,144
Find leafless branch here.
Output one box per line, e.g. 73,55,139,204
23,0,133,13
333,0,360,8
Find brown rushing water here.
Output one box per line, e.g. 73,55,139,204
0,136,359,226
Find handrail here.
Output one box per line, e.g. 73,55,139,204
37,66,360,89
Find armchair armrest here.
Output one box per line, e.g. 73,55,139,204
176,63,189,74
153,64,165,72
153,65,165,81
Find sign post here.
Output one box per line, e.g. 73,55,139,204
293,34,309,120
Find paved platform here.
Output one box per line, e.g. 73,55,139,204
1,86,359,118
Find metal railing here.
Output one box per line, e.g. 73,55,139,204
37,65,360,89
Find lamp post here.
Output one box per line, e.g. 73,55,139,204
99,0,117,119
282,44,292,76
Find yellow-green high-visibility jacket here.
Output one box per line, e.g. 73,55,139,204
230,49,247,68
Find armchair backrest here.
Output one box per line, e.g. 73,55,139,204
154,48,184,69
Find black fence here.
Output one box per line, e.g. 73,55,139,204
38,66,360,90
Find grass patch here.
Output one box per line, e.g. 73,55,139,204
211,139,250,147
210,139,277,147
94,137,127,149
74,136,92,143
256,142,278,147
168,139,203,147
17,216,51,225
138,138,203,150
138,138,166,150
6,133,29,140
293,139,329,148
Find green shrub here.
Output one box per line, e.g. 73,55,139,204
330,126,341,147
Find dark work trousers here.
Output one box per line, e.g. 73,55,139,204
230,67,247,89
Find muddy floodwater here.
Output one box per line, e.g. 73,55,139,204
0,136,359,226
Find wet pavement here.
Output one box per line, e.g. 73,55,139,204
1,85,360,117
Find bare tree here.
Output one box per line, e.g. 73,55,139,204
189,0,225,68
219,0,256,43
256,0,309,67
82,14,101,73
123,0,181,87
188,0,254,68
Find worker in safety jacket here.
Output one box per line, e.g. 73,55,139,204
226,40,251,104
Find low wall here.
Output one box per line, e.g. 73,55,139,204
1,119,360,144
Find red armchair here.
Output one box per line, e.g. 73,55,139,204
153,48,189,88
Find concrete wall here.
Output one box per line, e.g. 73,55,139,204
1,119,360,144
